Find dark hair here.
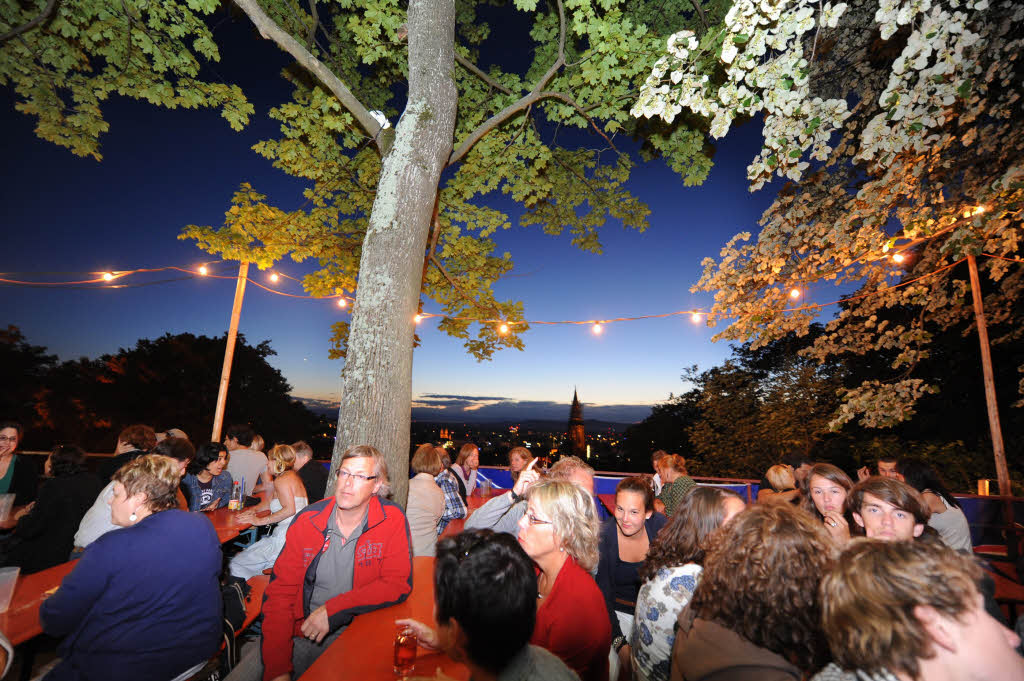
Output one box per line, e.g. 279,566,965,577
847,477,931,525
781,452,813,469
152,436,195,463
878,454,899,464
118,424,157,452
896,458,960,509
616,476,655,513
690,504,835,673
224,424,255,447
49,444,87,477
640,486,740,581
188,442,227,475
0,421,23,440
434,530,537,673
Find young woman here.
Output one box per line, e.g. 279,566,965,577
508,446,534,484
519,479,611,681
595,477,667,681
452,443,480,496
802,463,854,545
229,444,308,579
631,487,745,681
181,442,234,511
897,458,972,551
406,444,445,556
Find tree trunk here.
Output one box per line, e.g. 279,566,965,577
329,0,457,506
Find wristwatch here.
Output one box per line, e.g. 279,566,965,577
613,635,626,652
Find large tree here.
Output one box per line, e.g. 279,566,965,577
633,0,1023,473
3,0,727,501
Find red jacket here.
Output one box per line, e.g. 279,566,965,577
260,495,412,680
531,555,611,681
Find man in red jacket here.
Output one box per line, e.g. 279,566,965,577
226,444,413,681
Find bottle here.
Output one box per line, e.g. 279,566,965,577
228,481,242,510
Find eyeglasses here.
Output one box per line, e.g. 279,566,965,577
526,512,552,526
338,469,378,483
0,436,16,443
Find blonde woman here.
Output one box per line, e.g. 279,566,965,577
229,444,308,579
519,479,611,681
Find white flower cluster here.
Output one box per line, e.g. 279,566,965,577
631,0,851,190
859,2,985,163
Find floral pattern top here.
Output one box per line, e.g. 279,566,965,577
630,563,702,681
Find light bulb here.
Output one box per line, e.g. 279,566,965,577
691,312,702,324
102,272,113,281
789,288,801,299
892,253,905,263
499,323,509,335
592,323,603,335
198,266,208,275
269,273,279,283
337,299,347,308
414,314,423,324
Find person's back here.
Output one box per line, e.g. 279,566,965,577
297,458,329,503
226,447,267,495
42,509,222,681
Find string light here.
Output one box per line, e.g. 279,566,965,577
198,266,208,275
498,323,509,335
592,323,602,335
337,298,347,308
414,314,423,324
789,288,801,299
269,272,279,283
892,253,905,264
102,272,114,281
691,312,702,324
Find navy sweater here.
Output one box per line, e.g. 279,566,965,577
41,509,222,681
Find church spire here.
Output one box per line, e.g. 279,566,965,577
568,388,585,457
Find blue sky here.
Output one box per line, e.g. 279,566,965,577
0,19,787,424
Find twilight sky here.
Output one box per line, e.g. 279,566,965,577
0,16,787,424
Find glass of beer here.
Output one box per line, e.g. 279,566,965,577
393,624,417,677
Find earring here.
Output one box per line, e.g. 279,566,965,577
129,512,138,523
559,547,564,552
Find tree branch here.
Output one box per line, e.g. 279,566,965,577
0,0,58,44
232,0,383,149
447,0,568,165
306,0,319,51
455,51,513,94
689,0,709,33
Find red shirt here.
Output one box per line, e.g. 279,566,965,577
531,555,611,681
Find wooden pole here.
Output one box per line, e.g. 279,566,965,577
967,254,1016,560
211,261,249,442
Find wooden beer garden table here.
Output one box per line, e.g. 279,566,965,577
439,486,505,538
0,560,77,646
301,556,470,681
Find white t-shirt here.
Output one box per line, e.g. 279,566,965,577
226,448,268,496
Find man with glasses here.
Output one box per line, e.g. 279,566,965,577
228,444,412,681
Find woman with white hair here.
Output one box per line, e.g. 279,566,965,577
518,479,611,681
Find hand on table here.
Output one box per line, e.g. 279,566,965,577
201,498,221,512
394,618,439,650
14,503,33,520
300,605,330,643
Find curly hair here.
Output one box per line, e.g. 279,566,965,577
527,479,600,572
801,463,853,521
113,454,181,513
118,424,157,452
49,444,87,477
690,503,835,673
640,486,741,582
821,539,982,678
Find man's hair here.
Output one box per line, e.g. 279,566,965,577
690,503,835,673
152,436,195,463
0,421,23,440
765,464,796,492
615,475,655,513
526,479,600,572
651,449,668,464
113,454,182,513
641,486,742,582
548,454,594,481
292,440,314,460
434,446,451,469
268,444,296,476
188,442,227,475
49,444,87,477
800,463,854,521
118,424,157,452
411,443,443,477
781,452,813,469
821,539,982,678
434,530,537,673
224,424,255,447
847,477,930,525
341,444,390,497
878,454,899,465
455,443,478,467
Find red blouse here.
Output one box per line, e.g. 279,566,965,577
531,555,611,681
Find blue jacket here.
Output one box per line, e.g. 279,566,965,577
181,471,234,511
41,510,222,681
595,511,668,640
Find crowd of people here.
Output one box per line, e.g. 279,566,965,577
0,418,1021,681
